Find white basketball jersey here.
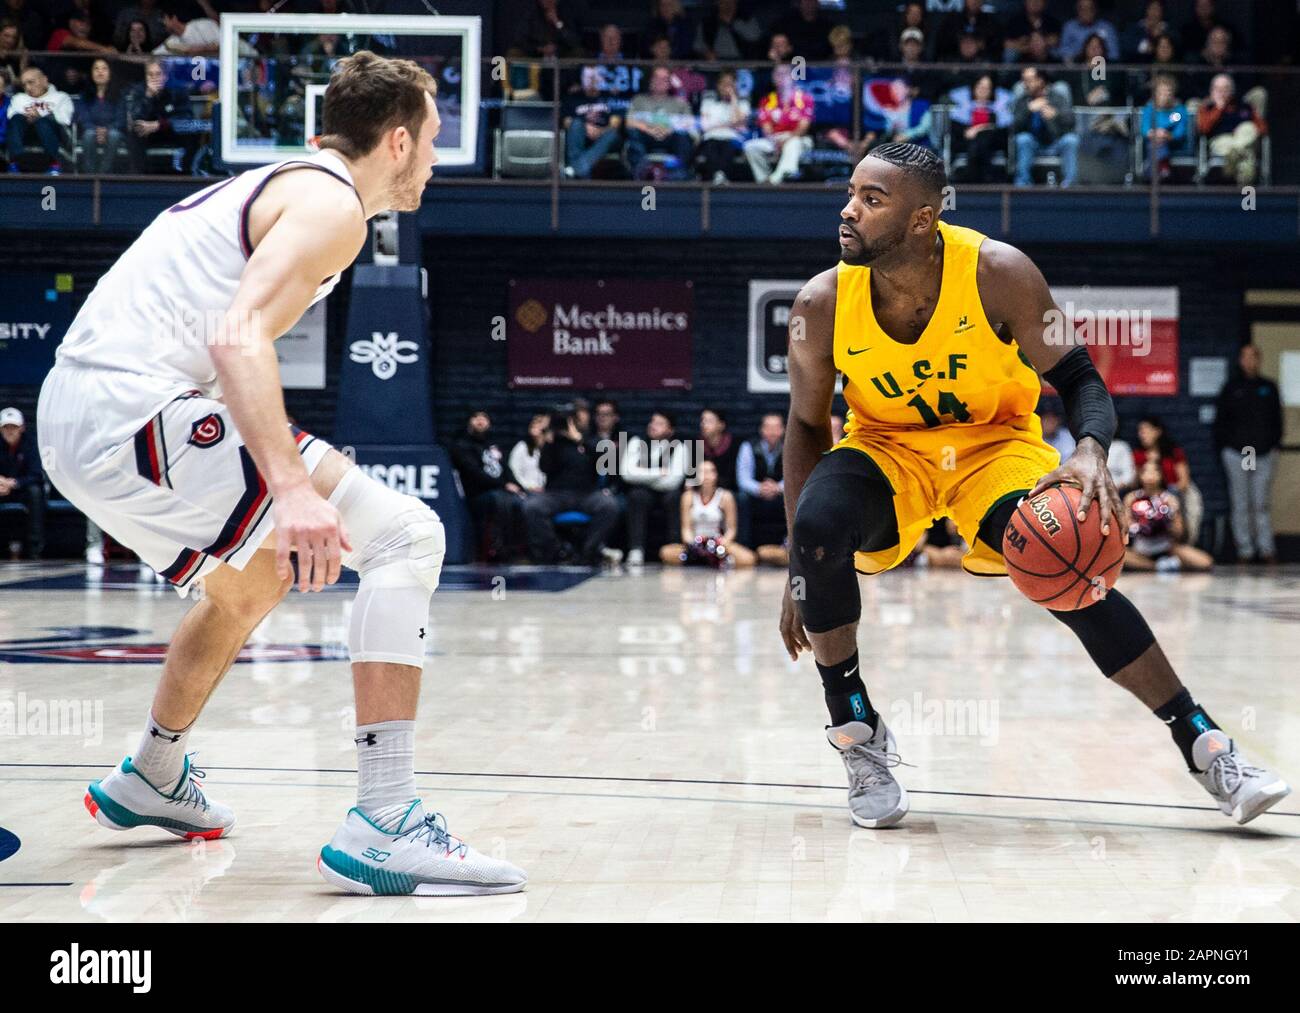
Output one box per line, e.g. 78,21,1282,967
57,150,360,395
690,489,726,539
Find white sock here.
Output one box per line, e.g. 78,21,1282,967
356,720,418,828
133,711,190,794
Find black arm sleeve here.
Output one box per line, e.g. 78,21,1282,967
1042,345,1117,452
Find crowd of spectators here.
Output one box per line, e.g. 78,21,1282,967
0,1,1285,184
448,401,792,569
511,0,1278,187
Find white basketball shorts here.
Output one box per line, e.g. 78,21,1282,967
37,361,332,596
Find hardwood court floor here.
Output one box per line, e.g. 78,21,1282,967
1,561,1297,922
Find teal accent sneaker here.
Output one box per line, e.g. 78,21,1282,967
1191,730,1291,825
84,754,234,840
318,801,527,896
828,719,910,829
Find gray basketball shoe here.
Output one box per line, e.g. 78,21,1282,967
1191,729,1291,825
827,719,910,828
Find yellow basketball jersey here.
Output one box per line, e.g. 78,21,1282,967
834,221,1043,441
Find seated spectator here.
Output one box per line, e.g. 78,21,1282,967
696,69,750,183
522,406,621,565
451,410,526,563
0,406,44,560
1187,26,1249,98
1074,33,1127,106
645,0,694,60
775,0,833,62
115,2,166,52
1039,402,1076,459
154,4,219,57
0,19,28,81
1140,74,1189,180
1197,73,1265,185
1058,0,1119,62
744,63,813,184
935,0,1003,62
868,2,929,61
563,66,622,179
1108,436,1137,492
659,460,758,568
1133,33,1182,104
120,19,153,77
693,0,762,61
1124,0,1170,61
1134,413,1202,544
948,73,1012,183
647,39,707,106
123,57,195,173
1020,29,1060,68
846,31,924,165
881,79,933,150
47,13,116,55
626,65,696,179
6,66,74,174
699,407,739,491
1180,0,1238,60
78,56,126,174
3,2,44,58
1012,66,1078,187
595,23,624,62
1123,458,1212,572
509,412,551,495
736,411,786,549
622,410,689,566
511,0,583,58
1215,344,1282,564
912,518,967,569
1004,0,1061,64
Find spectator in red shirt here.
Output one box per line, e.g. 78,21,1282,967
1134,415,1189,490
47,14,116,55
1197,73,1265,185
743,63,813,184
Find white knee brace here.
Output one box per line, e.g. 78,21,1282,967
329,467,445,667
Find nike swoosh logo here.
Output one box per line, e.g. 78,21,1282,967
846,347,871,356
843,665,858,678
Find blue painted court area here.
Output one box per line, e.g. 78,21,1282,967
0,564,597,594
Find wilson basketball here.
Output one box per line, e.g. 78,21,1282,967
1003,485,1125,611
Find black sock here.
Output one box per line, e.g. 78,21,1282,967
816,650,876,728
1154,688,1219,772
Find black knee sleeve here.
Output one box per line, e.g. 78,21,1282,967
1049,589,1156,677
789,450,897,634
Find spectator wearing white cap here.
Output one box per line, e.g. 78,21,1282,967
0,406,45,559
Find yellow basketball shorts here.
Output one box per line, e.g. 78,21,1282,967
833,423,1061,576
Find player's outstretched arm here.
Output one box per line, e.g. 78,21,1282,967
779,268,837,660
977,240,1122,535
208,181,366,590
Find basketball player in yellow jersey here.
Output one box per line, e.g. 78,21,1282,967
779,144,1289,829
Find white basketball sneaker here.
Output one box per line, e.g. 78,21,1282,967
318,801,528,896
1191,729,1291,825
84,754,235,840
828,719,910,829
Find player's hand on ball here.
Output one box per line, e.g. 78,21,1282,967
1028,437,1122,537
779,580,811,662
273,482,353,592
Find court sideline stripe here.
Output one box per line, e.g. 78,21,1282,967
1,762,1295,818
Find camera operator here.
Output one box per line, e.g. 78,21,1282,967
521,404,622,564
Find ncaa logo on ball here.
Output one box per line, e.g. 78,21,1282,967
188,413,226,448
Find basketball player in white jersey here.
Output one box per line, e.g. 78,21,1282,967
37,52,527,895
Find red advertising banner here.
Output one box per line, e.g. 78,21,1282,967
507,279,693,390
1044,287,1179,396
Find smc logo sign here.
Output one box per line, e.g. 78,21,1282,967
349,330,419,380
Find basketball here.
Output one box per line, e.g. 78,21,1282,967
1003,485,1125,611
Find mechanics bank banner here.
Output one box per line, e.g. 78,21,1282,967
507,278,693,390
0,272,74,384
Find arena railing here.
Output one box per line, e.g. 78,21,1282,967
2,52,1295,199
